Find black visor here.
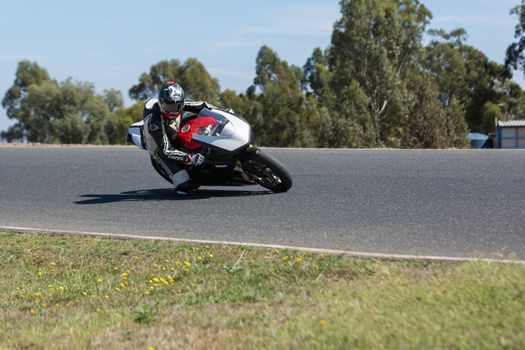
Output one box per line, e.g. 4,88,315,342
161,101,184,114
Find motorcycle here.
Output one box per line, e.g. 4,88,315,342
127,107,293,193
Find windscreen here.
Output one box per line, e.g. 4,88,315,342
197,108,229,136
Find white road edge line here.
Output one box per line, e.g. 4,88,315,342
1,226,523,265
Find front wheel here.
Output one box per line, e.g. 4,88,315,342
242,152,292,193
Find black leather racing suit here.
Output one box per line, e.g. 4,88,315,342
142,98,209,190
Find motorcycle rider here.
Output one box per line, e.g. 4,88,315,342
142,81,211,192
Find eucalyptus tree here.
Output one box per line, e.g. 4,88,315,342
129,58,220,103
328,0,432,147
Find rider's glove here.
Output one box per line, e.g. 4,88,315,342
185,153,205,166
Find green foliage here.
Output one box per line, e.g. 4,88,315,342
106,101,144,144
506,1,525,72
327,0,433,147
405,71,468,148
1,62,126,144
129,58,220,102
479,101,505,134
426,29,516,134
244,45,318,147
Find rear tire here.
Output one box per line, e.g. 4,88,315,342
242,152,292,193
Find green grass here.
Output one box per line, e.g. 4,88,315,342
0,232,524,349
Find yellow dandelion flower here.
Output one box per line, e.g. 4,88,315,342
150,286,155,290
96,308,101,313
162,267,167,271
205,245,210,249
82,291,88,296
31,309,36,316
114,267,119,271
208,254,214,258
37,271,42,277
320,319,326,326
115,287,121,292
264,256,269,260
145,291,150,296
16,287,21,291
149,279,154,284
197,256,203,261
175,261,181,265
147,346,155,350
120,282,126,288
282,256,289,261
48,285,53,289
295,257,303,263
184,261,191,267
153,277,160,283
165,259,171,263
58,286,65,291
97,278,103,283
121,273,129,278
50,262,56,266
170,267,175,271
320,253,325,257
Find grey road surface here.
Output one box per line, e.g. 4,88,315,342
1,147,524,259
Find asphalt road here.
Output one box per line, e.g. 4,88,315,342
1,146,524,259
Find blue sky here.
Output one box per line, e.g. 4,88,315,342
0,0,522,132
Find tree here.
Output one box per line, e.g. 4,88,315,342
302,48,335,109
506,1,525,74
404,71,468,148
428,28,519,133
106,101,144,144
129,58,220,102
1,61,121,144
1,61,51,142
329,0,432,146
249,46,317,147
479,101,505,134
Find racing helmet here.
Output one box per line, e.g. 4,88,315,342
158,81,185,120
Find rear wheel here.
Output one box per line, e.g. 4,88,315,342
242,152,292,193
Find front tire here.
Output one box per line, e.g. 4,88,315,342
242,152,292,193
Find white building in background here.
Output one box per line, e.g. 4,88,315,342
496,120,525,149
